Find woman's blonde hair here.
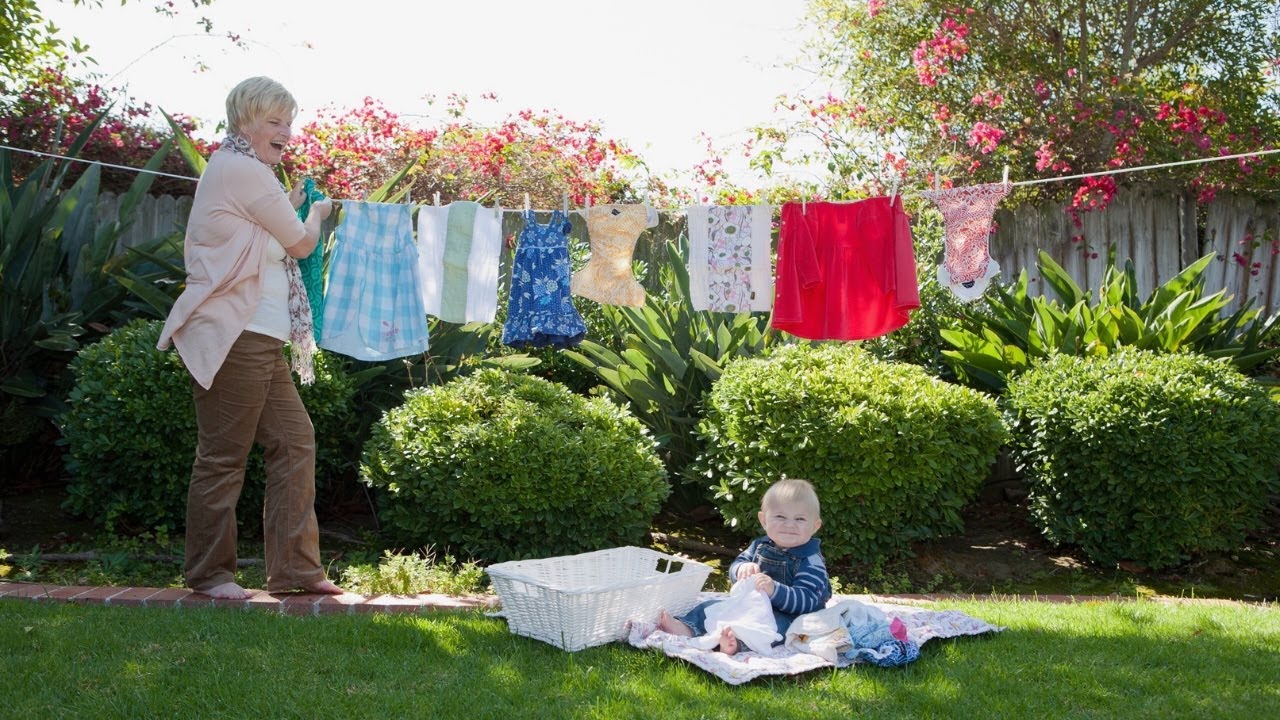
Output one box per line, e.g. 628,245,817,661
225,76,298,135
761,478,821,519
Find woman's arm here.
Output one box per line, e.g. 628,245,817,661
284,199,332,259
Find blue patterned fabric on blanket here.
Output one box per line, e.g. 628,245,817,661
843,619,921,667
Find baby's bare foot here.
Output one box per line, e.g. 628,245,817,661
718,627,740,655
657,609,694,637
199,582,250,600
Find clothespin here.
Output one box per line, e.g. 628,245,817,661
888,178,899,204
524,193,531,212
561,191,569,215
434,191,441,206
933,173,941,192
494,199,502,220
801,195,807,215
1002,165,1010,186
587,195,593,209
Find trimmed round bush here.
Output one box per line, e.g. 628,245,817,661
1006,349,1280,569
60,319,359,534
360,368,668,562
694,344,1007,566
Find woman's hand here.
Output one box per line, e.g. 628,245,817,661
735,562,761,581
288,181,307,210
310,198,334,221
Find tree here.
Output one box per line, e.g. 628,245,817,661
752,0,1280,211
0,0,217,85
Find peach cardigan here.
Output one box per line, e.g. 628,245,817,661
157,150,307,389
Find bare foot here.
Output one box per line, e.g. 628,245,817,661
199,582,251,600
657,609,694,637
717,627,740,655
303,579,344,595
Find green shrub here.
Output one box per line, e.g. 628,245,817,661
1005,349,1280,569
60,319,359,534
360,368,668,562
695,344,1007,566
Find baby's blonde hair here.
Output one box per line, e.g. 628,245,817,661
225,76,297,136
761,478,821,519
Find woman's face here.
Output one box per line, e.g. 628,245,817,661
240,108,294,165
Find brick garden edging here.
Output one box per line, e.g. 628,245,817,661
0,580,496,616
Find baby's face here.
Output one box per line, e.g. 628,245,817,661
757,499,822,549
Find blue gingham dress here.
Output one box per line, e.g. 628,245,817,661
319,201,429,361
501,210,586,348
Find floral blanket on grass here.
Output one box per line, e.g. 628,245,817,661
626,595,1003,685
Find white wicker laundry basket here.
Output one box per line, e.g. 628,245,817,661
486,546,713,652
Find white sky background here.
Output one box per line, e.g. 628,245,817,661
39,0,823,185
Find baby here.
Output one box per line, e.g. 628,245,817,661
658,478,832,654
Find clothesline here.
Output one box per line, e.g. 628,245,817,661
4,141,1278,210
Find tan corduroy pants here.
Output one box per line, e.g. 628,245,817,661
185,330,325,593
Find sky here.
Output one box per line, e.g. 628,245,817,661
39,0,823,183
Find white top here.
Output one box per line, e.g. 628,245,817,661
243,237,290,341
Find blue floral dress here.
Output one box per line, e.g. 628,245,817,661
502,210,587,348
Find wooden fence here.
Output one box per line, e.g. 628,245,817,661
102,184,1280,319
990,185,1280,318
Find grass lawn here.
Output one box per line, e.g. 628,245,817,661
2,598,1276,719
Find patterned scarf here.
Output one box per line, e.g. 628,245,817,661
221,134,317,384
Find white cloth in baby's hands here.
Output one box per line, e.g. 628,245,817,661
687,578,781,654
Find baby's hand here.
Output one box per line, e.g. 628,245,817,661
735,562,761,580
753,574,775,597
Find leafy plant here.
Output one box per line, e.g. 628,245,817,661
360,369,668,563
1,112,176,480
338,549,485,597
695,344,1007,567
942,249,1280,392
564,234,772,494
1005,349,1280,570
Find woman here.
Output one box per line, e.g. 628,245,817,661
158,76,342,599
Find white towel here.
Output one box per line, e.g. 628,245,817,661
417,202,503,323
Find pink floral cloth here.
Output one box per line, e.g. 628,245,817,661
921,182,1011,301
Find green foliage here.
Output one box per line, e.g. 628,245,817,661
942,250,1280,392
1005,349,1280,570
59,319,360,535
360,368,668,562
338,549,485,597
564,235,771,492
695,344,1007,566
